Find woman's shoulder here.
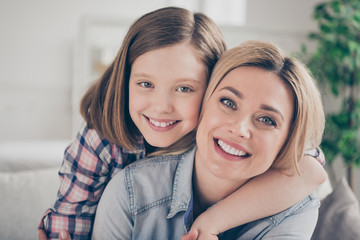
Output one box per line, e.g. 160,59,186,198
120,152,188,188
104,153,183,214
108,148,195,213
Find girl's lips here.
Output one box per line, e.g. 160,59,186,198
213,138,251,161
144,115,180,132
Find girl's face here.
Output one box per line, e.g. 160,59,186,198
195,66,294,185
129,42,207,147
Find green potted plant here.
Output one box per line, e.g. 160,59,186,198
305,0,360,189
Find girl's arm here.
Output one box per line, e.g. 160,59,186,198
38,123,143,240
38,123,111,240
189,153,326,239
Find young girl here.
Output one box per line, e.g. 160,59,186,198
38,7,325,240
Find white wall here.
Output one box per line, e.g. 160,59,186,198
0,0,169,140
0,0,323,141
2,0,359,195
246,0,320,31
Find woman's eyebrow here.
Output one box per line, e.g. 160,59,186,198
260,104,284,121
219,86,244,99
220,86,285,120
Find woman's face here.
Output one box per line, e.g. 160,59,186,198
196,66,294,184
129,42,207,147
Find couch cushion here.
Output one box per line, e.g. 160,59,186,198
0,168,59,240
0,140,68,172
311,176,360,240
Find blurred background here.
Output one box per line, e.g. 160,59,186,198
2,0,360,239
1,0,360,216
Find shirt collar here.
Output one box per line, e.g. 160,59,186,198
167,147,196,219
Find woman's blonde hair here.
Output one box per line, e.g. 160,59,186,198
201,40,325,173
80,7,226,154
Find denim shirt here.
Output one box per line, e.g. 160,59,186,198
92,147,320,240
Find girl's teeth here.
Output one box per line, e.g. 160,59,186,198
149,118,176,128
218,139,248,157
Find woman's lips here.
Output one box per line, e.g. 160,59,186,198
217,139,249,157
214,138,251,161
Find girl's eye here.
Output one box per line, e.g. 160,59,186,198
220,98,237,110
176,86,193,93
259,116,277,127
138,82,153,88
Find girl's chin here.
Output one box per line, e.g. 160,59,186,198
144,138,176,148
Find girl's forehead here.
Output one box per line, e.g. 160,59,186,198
130,42,207,85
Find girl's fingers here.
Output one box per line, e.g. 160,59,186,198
181,229,199,240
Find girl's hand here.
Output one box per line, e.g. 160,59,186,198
187,211,220,240
59,230,72,240
181,229,198,240
38,229,47,240
181,228,219,240
38,229,72,240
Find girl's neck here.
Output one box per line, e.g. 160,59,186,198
144,141,158,156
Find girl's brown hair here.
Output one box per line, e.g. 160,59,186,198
80,7,226,154
201,40,325,174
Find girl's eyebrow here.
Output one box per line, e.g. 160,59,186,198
131,72,152,78
219,86,244,99
132,72,203,84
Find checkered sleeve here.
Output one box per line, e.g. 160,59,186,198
316,147,326,166
305,147,326,167
39,123,142,240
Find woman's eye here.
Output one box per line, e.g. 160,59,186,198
138,82,153,88
177,86,193,93
259,116,277,126
220,98,237,109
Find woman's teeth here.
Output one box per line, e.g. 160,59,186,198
218,139,248,157
149,118,176,128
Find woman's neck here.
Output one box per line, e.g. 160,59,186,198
192,149,249,215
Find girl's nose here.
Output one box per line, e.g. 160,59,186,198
152,92,174,113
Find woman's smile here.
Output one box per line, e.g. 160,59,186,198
215,138,251,159
196,66,294,182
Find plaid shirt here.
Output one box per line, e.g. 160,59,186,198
39,123,145,240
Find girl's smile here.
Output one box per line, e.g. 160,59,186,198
129,42,207,148
144,115,180,131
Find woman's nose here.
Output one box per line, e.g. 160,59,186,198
228,118,251,139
